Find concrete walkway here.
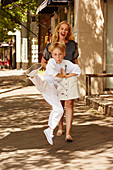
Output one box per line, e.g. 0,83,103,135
0,69,25,77
0,70,113,170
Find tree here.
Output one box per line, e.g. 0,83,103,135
0,0,39,42
1,0,19,6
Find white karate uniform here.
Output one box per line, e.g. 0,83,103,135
29,58,81,130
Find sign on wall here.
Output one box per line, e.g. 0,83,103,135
31,38,38,63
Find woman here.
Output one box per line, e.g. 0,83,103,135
41,21,80,142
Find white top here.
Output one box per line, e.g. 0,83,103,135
45,58,81,85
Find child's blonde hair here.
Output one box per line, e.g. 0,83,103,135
49,42,66,53
51,21,75,44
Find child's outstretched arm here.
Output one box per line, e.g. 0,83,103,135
56,68,79,78
66,62,81,78
60,68,78,78
65,73,78,78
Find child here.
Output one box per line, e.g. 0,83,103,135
26,42,81,145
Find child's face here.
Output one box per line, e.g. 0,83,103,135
52,48,65,64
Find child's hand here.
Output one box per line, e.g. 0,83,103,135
61,68,66,77
56,68,66,78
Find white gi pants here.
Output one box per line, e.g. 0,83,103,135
29,74,64,130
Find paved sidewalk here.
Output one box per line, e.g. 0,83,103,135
0,69,25,77
0,83,113,170
0,69,28,95
0,69,44,94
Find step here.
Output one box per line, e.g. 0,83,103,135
86,94,113,117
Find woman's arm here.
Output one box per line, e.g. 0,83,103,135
73,58,78,64
41,57,47,69
73,42,79,64
41,43,51,69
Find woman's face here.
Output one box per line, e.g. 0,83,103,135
58,23,69,40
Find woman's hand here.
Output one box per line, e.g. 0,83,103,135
73,58,78,64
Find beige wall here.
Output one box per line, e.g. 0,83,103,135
75,0,105,97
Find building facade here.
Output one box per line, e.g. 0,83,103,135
3,0,112,98
37,0,113,97
76,0,113,96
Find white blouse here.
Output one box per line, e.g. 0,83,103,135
45,58,81,85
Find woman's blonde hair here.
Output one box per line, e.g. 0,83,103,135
48,42,66,53
51,21,75,44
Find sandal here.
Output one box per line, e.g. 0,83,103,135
56,130,64,136
66,135,73,142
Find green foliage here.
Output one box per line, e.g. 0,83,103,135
0,0,39,42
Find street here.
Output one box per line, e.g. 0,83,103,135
0,83,113,169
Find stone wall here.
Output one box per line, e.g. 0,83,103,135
75,0,105,97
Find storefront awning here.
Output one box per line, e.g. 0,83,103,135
0,42,9,47
37,0,48,14
49,0,71,2
37,0,71,14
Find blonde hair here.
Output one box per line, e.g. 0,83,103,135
51,21,75,44
48,42,66,53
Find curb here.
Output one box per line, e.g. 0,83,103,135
86,95,113,116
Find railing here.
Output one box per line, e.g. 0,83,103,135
86,73,113,96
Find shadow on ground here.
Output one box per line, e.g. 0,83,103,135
0,94,113,169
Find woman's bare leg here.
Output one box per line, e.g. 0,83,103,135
65,99,74,138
